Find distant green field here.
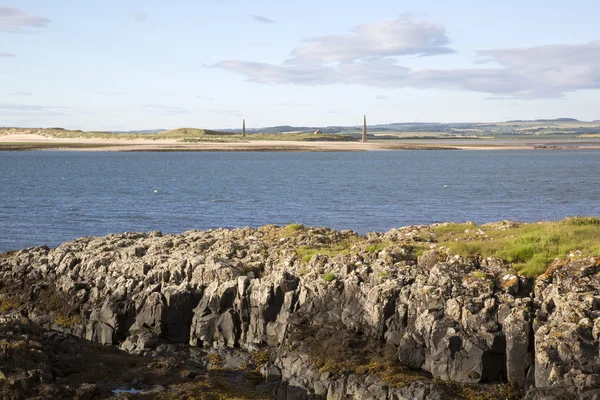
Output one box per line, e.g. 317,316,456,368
372,131,449,137
157,128,237,138
370,131,475,140
182,133,356,142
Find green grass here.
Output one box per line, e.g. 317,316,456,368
431,217,600,276
297,241,355,263
365,241,392,253
284,223,304,233
472,271,486,279
562,216,600,226
321,273,336,282
432,222,477,235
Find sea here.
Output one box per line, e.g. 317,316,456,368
1,149,599,252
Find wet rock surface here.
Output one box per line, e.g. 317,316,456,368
0,224,598,399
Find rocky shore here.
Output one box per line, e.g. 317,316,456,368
1,223,599,399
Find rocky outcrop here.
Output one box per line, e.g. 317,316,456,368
1,224,599,399
532,257,600,390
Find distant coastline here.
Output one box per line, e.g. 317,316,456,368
3,131,600,152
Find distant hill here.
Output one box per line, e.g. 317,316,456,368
257,125,311,134
4,117,600,140
507,118,579,123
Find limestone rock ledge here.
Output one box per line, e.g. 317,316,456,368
1,225,599,399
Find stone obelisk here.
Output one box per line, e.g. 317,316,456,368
362,115,367,143
242,119,246,137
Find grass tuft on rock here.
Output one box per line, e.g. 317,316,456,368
296,241,355,263
321,273,336,282
54,312,82,327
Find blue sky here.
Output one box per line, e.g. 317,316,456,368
1,0,599,130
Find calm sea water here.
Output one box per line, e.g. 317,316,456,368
1,150,599,252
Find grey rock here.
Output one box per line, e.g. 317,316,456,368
2,225,600,397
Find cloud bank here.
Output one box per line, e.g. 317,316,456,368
288,14,452,64
252,15,275,24
0,6,49,33
0,103,68,117
214,15,600,98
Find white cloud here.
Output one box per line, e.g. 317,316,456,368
215,60,335,85
9,91,32,96
0,52,16,57
252,15,274,24
288,14,453,64
215,12,600,99
0,103,68,116
0,6,49,33
128,11,147,22
475,42,600,97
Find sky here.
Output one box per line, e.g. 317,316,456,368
1,0,600,130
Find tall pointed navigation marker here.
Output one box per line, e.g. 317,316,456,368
362,115,367,143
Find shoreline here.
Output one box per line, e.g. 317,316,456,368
2,133,600,151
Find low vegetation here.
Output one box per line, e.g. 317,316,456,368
429,217,600,277
182,133,356,142
296,325,523,399
0,295,24,312
366,241,392,253
283,223,304,234
296,241,355,263
0,127,153,140
0,127,358,143
206,352,222,369
321,273,336,282
284,217,600,278
158,127,236,137
250,351,270,369
54,312,82,327
298,326,427,388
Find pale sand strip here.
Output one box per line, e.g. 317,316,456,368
2,134,600,152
